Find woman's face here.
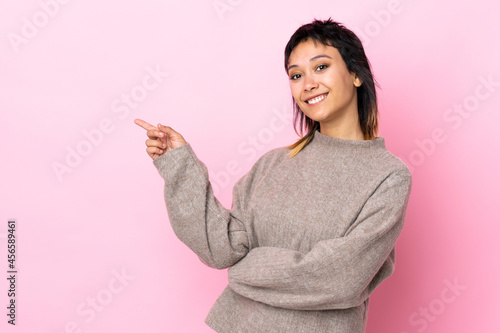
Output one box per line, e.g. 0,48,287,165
287,39,362,131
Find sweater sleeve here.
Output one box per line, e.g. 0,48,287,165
153,143,262,270
227,170,412,310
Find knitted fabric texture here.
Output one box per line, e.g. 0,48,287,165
153,128,412,333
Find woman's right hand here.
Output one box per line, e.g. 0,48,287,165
134,118,188,160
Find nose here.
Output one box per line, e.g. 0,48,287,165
303,74,318,91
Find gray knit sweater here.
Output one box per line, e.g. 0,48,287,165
153,128,412,333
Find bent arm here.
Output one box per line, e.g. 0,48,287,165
227,170,412,310
153,143,256,269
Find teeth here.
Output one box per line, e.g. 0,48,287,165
307,94,326,104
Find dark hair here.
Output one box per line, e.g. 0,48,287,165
283,17,379,157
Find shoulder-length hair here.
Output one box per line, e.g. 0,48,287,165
283,17,379,158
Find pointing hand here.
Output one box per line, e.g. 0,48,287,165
134,118,187,160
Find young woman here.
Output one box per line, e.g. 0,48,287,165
135,18,412,333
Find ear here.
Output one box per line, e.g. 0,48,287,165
352,73,363,87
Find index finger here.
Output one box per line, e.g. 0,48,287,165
134,118,156,131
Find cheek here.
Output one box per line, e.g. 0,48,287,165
327,68,349,86
290,84,301,100
328,76,351,96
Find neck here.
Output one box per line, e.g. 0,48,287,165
319,115,365,141
319,127,365,141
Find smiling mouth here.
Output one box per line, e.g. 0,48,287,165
306,93,328,105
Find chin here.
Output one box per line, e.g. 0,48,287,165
301,108,331,122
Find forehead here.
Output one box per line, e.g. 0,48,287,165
289,38,340,61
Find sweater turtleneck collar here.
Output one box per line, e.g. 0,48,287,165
309,128,386,152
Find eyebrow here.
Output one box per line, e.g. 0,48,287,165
287,54,333,72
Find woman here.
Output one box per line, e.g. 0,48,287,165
135,18,412,333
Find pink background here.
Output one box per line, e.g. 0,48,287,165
1,0,499,332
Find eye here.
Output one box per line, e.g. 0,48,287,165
290,73,301,80
316,64,328,71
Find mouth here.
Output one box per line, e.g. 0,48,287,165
305,93,328,105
